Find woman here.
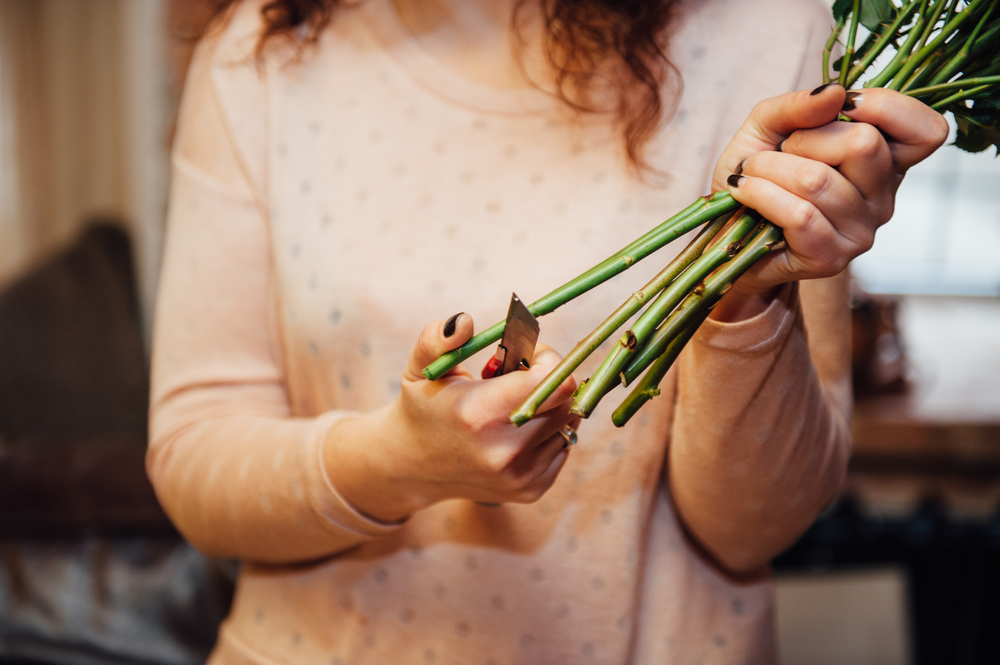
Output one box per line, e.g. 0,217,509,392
149,0,947,662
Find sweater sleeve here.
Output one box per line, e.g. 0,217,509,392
667,1,853,574
147,22,401,563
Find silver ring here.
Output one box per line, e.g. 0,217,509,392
557,425,578,448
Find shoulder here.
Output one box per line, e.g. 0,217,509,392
671,0,834,98
673,0,833,59
174,0,272,194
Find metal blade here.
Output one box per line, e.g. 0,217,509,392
498,292,539,376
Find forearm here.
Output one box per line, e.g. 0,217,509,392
669,280,851,574
148,385,401,563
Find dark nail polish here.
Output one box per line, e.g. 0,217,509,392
734,159,747,176
443,312,463,338
775,139,785,153
842,91,862,112
727,174,746,188
810,82,834,96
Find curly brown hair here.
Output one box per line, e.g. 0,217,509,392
206,0,682,170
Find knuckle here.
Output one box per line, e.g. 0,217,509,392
847,123,885,159
481,450,511,476
823,244,853,276
877,198,895,226
860,231,875,253
833,252,852,274
476,443,519,479
454,397,491,438
495,469,523,492
797,163,830,199
515,486,547,504
790,199,821,233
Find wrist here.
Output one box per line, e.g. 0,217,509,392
322,405,429,524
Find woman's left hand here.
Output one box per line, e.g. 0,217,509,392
709,83,949,321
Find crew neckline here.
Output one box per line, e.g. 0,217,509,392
359,0,558,115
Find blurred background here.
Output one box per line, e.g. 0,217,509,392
0,1,997,664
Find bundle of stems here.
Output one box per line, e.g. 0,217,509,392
424,0,1000,427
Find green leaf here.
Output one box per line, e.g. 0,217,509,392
832,0,899,33
953,112,1000,156
956,95,1000,129
859,0,897,32
832,0,853,23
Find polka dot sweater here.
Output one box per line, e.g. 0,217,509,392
148,0,852,663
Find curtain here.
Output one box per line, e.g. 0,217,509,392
0,0,170,341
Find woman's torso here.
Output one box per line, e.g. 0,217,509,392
204,0,831,661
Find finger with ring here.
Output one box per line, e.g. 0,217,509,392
557,425,578,448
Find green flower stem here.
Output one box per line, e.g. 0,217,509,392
429,0,1000,425
846,0,924,87
569,209,760,419
824,16,847,84
609,310,709,428
866,0,933,88
930,82,995,108
421,193,739,381
889,0,992,90
921,12,997,87
906,23,972,90
906,74,1000,97
619,223,786,394
894,0,960,89
840,0,864,87
507,212,731,426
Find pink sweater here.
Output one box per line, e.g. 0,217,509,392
149,0,851,662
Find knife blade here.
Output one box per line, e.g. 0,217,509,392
481,293,540,379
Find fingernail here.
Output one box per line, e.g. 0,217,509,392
443,312,463,338
734,159,747,176
842,91,863,112
810,82,834,96
775,139,786,153
727,174,746,188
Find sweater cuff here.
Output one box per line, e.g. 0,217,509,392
300,411,404,538
692,281,800,354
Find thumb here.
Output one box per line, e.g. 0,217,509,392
403,313,474,383
713,83,847,190
744,83,847,146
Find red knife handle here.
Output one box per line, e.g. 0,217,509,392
481,355,503,380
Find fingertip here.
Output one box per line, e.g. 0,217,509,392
797,82,845,120
441,312,474,349
750,85,847,146
809,82,844,97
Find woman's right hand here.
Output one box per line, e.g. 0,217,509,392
324,314,580,523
